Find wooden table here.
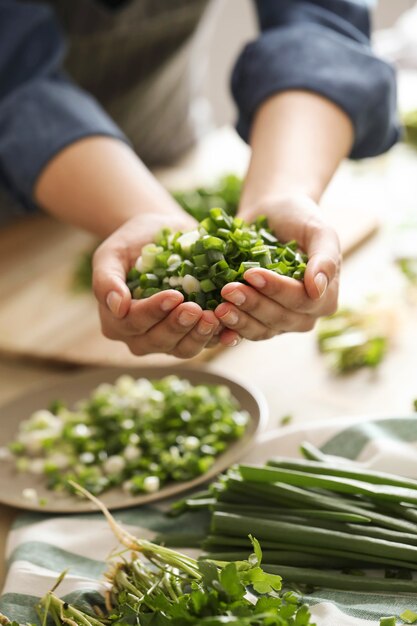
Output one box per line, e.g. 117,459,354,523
1,123,417,593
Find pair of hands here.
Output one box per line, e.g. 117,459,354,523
92,194,341,359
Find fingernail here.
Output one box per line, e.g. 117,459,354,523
220,310,239,326
178,310,198,327
161,296,181,312
106,291,122,316
314,272,328,298
226,289,246,306
197,320,215,335
228,336,242,347
246,272,266,289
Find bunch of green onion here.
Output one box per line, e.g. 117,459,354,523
127,207,307,310
6,375,249,498
170,441,417,596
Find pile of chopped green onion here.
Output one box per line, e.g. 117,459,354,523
170,441,417,596
6,375,249,497
317,307,389,373
127,207,307,310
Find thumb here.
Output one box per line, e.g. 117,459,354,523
92,243,131,319
303,224,341,301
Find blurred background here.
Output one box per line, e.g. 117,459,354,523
205,0,417,125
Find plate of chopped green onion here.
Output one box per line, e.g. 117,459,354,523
0,367,266,512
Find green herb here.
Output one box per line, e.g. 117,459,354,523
279,414,293,427
129,207,307,310
36,485,316,626
317,307,390,373
380,618,396,626
7,375,249,497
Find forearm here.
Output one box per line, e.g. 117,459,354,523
34,136,187,238
239,90,354,216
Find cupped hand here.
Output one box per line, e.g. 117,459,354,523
215,194,341,344
92,212,222,358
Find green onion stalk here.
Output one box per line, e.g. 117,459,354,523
169,448,417,595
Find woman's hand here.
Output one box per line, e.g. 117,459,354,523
214,193,341,344
213,89,352,346
33,136,223,357
92,212,222,358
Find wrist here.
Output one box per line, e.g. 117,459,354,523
34,136,193,238
239,90,353,220
238,191,317,224
239,170,325,221
126,207,196,231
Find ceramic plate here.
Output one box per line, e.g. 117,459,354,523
0,366,267,512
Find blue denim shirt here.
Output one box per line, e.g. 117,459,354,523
0,0,399,213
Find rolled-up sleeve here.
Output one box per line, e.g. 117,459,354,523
0,1,127,212
232,0,400,158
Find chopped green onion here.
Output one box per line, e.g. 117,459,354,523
317,306,391,373
401,610,417,624
7,375,249,497
129,207,307,309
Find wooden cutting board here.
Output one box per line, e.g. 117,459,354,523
0,127,379,367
